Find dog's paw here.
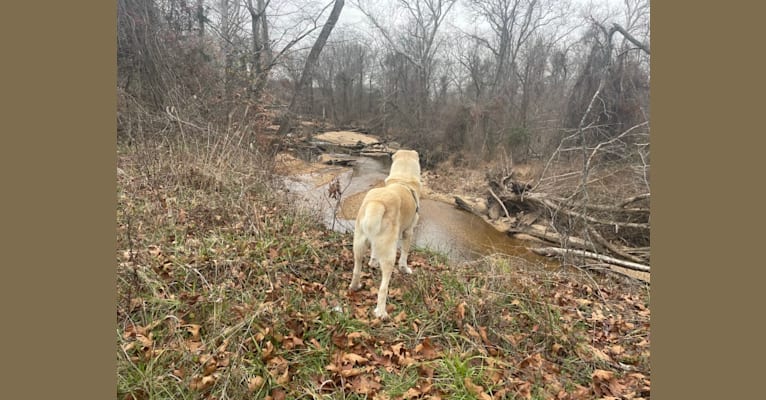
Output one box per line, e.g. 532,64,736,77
373,307,389,320
348,282,362,291
399,265,413,274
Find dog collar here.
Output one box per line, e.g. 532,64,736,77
402,184,419,213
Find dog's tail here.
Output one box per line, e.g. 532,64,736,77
361,201,386,238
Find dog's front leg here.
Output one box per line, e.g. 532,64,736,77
398,226,415,274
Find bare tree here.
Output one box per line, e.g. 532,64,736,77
355,0,457,134
277,0,346,135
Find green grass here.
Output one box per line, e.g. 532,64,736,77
117,137,650,400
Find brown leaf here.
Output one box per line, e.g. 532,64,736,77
513,380,532,399
492,388,509,400
184,324,202,341
135,334,153,349
463,377,492,400
340,367,365,378
394,311,407,323
519,353,544,370
464,324,481,341
592,369,625,398
342,352,369,365
248,376,265,393
576,344,613,363
262,341,275,360
456,301,467,322
202,356,218,376
414,338,439,360
402,387,422,399
373,391,391,400
332,332,348,348
189,375,216,391
350,374,382,395
478,326,492,347
148,245,162,258
270,388,286,400
391,342,406,356
276,366,290,385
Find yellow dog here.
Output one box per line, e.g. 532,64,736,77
349,150,422,320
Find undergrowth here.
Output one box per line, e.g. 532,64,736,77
117,134,650,399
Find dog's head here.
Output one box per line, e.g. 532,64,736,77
385,150,422,193
390,150,421,174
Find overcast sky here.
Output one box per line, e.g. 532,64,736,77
335,0,642,35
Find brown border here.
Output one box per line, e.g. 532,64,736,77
653,2,763,398
3,2,116,398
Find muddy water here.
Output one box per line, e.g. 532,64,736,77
284,155,553,265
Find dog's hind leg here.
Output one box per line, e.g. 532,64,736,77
372,241,396,320
349,232,368,291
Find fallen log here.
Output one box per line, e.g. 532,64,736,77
532,247,650,272
454,196,487,219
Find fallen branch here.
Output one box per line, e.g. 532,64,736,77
587,226,646,264
508,224,591,249
539,199,649,230
620,193,650,208
532,247,650,272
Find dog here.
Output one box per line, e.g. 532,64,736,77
349,149,422,320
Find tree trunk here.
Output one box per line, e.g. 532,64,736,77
246,0,271,102
277,0,345,135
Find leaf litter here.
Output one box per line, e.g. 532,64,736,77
117,146,650,399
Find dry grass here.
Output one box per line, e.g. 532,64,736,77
117,134,650,399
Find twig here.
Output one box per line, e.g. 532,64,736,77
488,186,511,221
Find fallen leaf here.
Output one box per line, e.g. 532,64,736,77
402,387,421,399
342,352,369,365
463,377,492,400
276,366,290,385
350,374,382,395
248,376,265,393
189,375,216,391
513,380,532,399
576,344,613,363
592,369,625,398
519,353,544,370
457,301,467,321
394,311,407,323
464,324,481,341
414,338,438,360
270,388,286,400
184,324,202,340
